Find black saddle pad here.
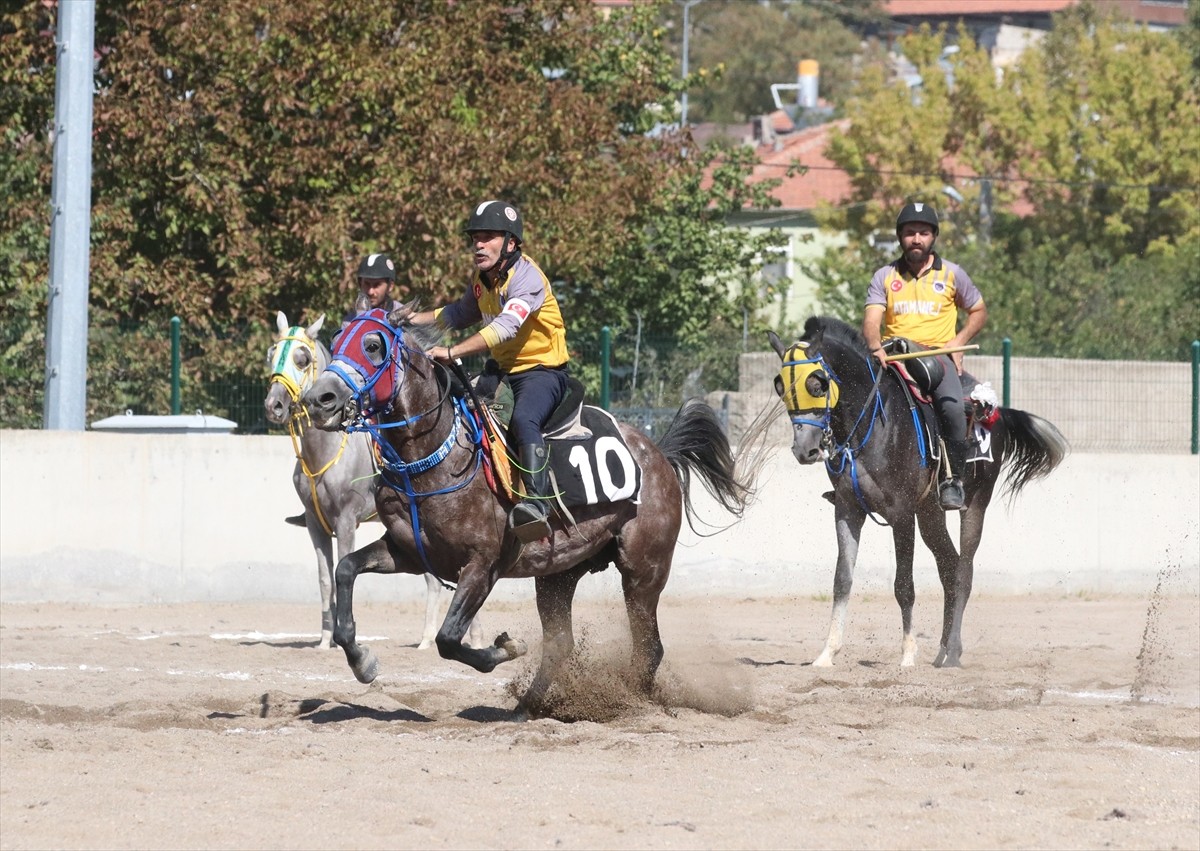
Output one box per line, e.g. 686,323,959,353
547,406,643,509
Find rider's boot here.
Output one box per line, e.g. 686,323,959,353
509,443,552,543
938,438,970,511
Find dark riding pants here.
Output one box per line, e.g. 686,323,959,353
932,353,967,443
506,365,570,446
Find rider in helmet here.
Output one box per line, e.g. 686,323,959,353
396,200,570,543
862,202,988,511
342,252,401,328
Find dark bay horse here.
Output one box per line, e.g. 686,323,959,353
264,312,482,651
769,316,1068,668
302,308,752,717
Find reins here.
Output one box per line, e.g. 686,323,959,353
270,328,357,536
782,349,890,526
335,320,485,573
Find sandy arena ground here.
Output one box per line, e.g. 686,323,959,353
1,589,1197,850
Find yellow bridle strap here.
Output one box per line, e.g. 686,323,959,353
287,414,349,537
268,329,320,403
271,328,343,537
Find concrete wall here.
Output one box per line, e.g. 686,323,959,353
1,431,1196,607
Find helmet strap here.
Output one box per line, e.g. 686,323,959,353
491,236,522,281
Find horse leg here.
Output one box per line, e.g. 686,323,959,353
814,506,866,667
331,536,408,683
330,512,358,651
916,503,962,668
466,611,486,650
936,504,985,667
305,522,336,650
516,563,591,719
892,515,918,667
417,574,484,650
418,573,441,650
938,475,996,667
615,541,672,696
435,570,527,674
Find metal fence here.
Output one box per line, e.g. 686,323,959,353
726,347,1200,455
10,312,1196,453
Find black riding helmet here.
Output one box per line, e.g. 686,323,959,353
895,202,940,236
465,200,523,277
357,253,396,281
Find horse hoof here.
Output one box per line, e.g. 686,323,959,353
933,647,962,668
351,648,379,684
812,650,835,668
493,632,528,660
416,639,434,651
318,631,334,650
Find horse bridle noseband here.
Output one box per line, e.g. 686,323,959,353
782,347,889,524
328,313,484,572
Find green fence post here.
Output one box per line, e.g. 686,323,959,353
170,316,182,415
1002,337,1012,408
1191,340,1199,455
600,326,611,411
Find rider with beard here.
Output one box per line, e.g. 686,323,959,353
862,202,988,511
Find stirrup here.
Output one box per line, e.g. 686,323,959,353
509,501,550,543
938,479,965,511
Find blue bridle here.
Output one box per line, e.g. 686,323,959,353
327,312,484,572
782,350,891,525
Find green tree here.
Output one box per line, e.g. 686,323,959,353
679,0,886,126
809,10,1200,360
0,0,780,428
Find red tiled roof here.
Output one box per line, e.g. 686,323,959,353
746,118,854,211
884,0,1074,15
740,118,1035,217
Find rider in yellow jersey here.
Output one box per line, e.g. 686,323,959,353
863,203,988,511
397,201,570,543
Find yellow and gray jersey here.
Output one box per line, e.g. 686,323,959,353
865,254,982,348
436,254,568,373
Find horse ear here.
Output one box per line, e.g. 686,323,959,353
276,311,288,335
307,314,325,338
767,330,787,359
353,292,370,315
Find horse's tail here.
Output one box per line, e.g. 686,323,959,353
657,399,755,534
998,407,1070,500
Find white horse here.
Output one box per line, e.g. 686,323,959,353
264,311,482,650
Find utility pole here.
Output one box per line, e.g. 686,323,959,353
44,0,96,430
680,0,702,126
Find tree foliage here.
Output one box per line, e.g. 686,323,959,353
809,8,1200,360
0,0,782,427
679,0,887,125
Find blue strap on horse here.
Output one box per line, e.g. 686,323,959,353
350,395,483,575
821,354,890,527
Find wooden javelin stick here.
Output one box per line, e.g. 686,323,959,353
884,344,979,363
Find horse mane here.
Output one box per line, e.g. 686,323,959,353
389,299,448,352
802,315,868,353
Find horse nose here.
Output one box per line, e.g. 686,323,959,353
305,388,340,419
792,442,822,465
264,397,285,423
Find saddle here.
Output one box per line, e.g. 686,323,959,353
463,362,643,512
881,338,999,468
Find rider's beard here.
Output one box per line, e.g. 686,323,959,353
904,244,931,270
